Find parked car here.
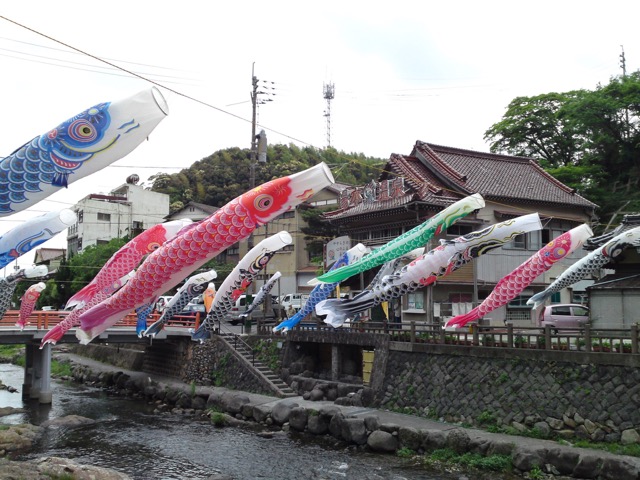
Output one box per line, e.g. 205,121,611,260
278,293,309,312
227,295,285,325
41,306,55,311
537,304,590,331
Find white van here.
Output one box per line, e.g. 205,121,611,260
278,293,309,313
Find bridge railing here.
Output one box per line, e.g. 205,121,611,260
292,320,640,355
5,309,639,356
0,310,203,331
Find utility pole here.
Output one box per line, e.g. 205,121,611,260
249,63,275,189
323,82,335,148
248,64,273,298
250,64,258,189
620,46,630,139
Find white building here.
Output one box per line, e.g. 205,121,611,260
67,178,170,256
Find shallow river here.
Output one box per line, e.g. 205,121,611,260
0,362,494,480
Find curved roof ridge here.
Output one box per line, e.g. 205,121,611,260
413,141,467,182
422,141,533,163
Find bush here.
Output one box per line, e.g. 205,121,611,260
210,412,228,427
396,447,416,458
424,448,512,473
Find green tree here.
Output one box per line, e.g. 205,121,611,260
485,72,640,227
299,204,341,269
66,238,128,296
149,144,384,207
20,238,130,308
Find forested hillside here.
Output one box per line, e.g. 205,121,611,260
149,144,386,211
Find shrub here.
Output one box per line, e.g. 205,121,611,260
396,447,416,458
477,410,496,425
210,412,228,427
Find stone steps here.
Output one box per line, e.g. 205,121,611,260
219,333,296,398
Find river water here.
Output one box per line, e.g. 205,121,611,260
0,363,491,480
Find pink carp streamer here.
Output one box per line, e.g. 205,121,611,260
0,266,48,320
16,282,46,330
445,224,593,329
76,163,335,344
527,225,640,310
40,220,191,347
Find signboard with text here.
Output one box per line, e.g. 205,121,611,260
325,235,351,269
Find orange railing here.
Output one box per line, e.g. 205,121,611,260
0,310,203,332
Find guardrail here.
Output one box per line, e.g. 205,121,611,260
0,310,203,331
293,320,640,355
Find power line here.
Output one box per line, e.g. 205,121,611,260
0,47,204,86
0,15,312,148
0,35,203,75
0,16,612,234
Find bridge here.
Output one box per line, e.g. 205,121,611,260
0,309,201,404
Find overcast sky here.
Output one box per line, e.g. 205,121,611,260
0,1,639,269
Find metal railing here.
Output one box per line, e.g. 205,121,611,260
217,320,256,365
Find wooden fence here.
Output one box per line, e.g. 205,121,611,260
293,321,640,355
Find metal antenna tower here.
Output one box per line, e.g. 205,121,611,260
620,45,627,77
323,82,335,147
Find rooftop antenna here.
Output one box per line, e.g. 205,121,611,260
323,82,335,148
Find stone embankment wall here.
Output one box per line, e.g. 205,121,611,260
182,336,275,396
68,344,145,371
70,338,276,396
380,348,640,444
65,360,640,480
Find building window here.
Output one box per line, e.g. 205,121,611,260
407,292,424,310
446,224,473,237
97,213,111,222
449,293,472,303
511,234,526,249
77,210,83,223
132,221,143,230
541,228,565,244
275,210,296,220
280,244,294,252
504,231,541,250
507,295,532,309
310,199,338,207
352,232,368,243
227,247,239,255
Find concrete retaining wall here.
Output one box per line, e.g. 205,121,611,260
380,345,640,443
